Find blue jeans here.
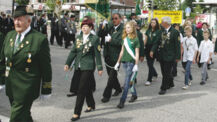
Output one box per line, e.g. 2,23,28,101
120,62,137,102
201,63,208,82
185,61,193,85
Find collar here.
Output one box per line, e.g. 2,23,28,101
204,39,210,42
165,26,171,33
114,24,120,30
187,35,192,39
83,33,90,44
16,26,31,42
21,26,31,37
202,28,208,31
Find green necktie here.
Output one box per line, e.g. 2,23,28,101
14,34,21,54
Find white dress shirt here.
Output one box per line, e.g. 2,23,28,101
15,26,31,43
182,36,198,62
199,39,214,63
83,33,90,44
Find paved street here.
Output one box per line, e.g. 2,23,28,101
0,42,217,122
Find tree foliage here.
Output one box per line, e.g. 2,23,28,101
45,0,66,17
182,0,205,18
153,0,179,10
16,0,30,6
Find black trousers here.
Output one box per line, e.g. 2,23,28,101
172,61,177,76
69,33,76,43
102,65,122,99
60,32,70,48
69,70,96,93
74,70,95,116
146,56,158,82
50,30,61,46
160,60,174,90
9,98,33,122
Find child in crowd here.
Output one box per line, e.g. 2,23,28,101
114,21,140,109
181,26,198,90
197,31,214,85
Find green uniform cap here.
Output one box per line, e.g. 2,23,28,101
13,5,34,18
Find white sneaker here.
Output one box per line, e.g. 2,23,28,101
182,85,189,90
152,76,158,82
145,81,151,86
0,85,5,91
188,80,192,86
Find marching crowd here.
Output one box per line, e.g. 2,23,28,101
0,5,217,122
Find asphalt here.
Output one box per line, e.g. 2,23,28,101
1,43,217,122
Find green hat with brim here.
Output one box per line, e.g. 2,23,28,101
13,5,34,18
13,6,28,18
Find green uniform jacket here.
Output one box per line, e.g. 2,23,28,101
137,30,145,57
0,32,5,84
103,22,124,65
152,27,181,62
65,33,103,71
0,29,52,103
146,29,161,52
197,29,212,46
0,32,4,50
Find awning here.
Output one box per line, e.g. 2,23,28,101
110,1,135,9
193,2,217,6
33,4,49,10
66,1,135,9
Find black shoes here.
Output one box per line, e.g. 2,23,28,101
117,101,125,109
71,116,80,121
200,81,206,85
84,107,95,113
112,90,122,96
101,97,110,103
167,84,175,90
129,95,137,103
159,90,166,95
67,92,77,97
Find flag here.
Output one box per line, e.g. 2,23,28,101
136,0,141,15
85,0,110,19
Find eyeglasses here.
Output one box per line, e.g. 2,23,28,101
112,18,118,20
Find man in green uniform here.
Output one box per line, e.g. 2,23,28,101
0,6,52,122
99,13,123,103
151,16,180,95
0,31,5,89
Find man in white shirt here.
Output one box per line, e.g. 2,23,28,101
197,31,214,85
181,26,198,89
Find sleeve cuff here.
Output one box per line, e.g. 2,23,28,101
97,65,103,71
41,82,52,95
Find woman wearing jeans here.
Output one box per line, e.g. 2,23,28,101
114,21,140,109
144,18,160,86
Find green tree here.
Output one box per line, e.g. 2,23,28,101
46,0,56,11
45,0,65,17
16,0,29,6
153,0,179,10
182,0,196,12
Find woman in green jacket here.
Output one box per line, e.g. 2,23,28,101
64,19,103,121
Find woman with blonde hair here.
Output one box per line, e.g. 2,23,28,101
114,21,140,109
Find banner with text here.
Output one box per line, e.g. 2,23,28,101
150,10,183,24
